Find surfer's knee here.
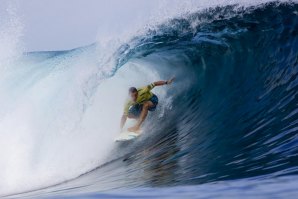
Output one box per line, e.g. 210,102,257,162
144,101,154,108
143,102,151,109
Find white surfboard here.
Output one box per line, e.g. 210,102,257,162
115,131,141,142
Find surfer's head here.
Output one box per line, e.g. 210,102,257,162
129,87,138,102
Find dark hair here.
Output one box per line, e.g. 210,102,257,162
129,87,137,93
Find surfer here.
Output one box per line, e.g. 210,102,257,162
120,78,175,132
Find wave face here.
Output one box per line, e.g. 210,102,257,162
1,1,298,198
105,1,298,186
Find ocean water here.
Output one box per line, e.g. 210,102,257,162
1,1,298,198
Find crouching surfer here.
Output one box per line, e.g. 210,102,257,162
120,78,175,133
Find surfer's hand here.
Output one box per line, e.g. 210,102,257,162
167,77,175,85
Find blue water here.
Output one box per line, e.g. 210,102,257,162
1,1,298,198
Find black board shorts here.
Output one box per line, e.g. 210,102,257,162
128,94,158,118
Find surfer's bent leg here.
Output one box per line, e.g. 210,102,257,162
128,95,158,132
129,101,154,131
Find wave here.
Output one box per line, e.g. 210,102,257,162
1,1,298,197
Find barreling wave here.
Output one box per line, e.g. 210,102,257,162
108,1,298,185
1,1,298,198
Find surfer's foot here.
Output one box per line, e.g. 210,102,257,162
128,125,140,132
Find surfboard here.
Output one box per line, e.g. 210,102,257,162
115,131,141,142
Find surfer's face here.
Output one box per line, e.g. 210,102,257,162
130,91,138,102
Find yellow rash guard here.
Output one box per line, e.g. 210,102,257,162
123,83,155,115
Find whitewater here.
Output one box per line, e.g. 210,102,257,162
0,0,298,198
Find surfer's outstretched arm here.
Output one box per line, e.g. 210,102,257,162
153,77,175,86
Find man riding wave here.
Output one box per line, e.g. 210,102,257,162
120,78,174,132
